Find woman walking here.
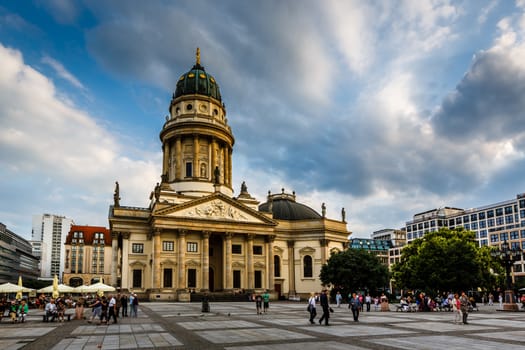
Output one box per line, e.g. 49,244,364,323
452,293,461,324
308,292,317,324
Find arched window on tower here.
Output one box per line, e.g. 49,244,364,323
303,255,313,278
274,255,281,277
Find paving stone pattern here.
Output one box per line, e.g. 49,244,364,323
0,302,523,349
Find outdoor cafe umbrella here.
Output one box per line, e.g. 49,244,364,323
37,283,75,294
0,282,27,293
74,282,116,294
0,281,34,297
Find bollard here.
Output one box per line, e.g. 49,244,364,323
202,296,210,313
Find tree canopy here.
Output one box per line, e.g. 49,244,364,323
319,248,390,295
391,227,503,294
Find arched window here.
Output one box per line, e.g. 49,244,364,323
303,255,313,278
69,277,83,287
274,255,281,277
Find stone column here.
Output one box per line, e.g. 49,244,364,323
222,147,227,184
319,239,329,264
110,231,119,287
287,240,296,296
162,142,169,177
267,235,275,291
175,137,182,180
193,134,199,177
228,147,232,186
246,234,254,290
201,231,210,291
224,232,232,290
153,229,161,289
211,138,217,174
177,230,187,289
121,232,130,290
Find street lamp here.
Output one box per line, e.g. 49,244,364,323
490,239,523,311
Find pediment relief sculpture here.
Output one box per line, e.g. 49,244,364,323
177,200,253,222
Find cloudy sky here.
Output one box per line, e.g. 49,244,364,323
1,0,525,241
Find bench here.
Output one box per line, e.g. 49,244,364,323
395,304,417,312
43,314,71,322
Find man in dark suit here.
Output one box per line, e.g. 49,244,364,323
318,290,330,325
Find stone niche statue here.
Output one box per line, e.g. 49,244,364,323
214,166,220,185
113,181,120,207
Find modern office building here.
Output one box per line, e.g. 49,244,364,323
31,214,74,280
348,238,393,265
404,193,525,281
62,225,112,287
0,222,40,283
371,228,406,247
109,50,350,301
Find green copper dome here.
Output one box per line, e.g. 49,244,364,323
174,49,222,102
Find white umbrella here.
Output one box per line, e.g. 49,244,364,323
37,283,76,294
75,282,116,294
0,282,34,294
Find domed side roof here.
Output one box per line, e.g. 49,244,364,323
174,63,222,102
259,198,322,220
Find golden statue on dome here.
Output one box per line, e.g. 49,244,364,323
196,47,201,65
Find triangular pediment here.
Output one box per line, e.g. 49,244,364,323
154,193,276,225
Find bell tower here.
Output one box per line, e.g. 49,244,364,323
159,49,234,197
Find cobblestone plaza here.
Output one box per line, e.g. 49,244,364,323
0,302,524,349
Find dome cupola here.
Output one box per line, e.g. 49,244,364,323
259,189,322,220
174,48,222,102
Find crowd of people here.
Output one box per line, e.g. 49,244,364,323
0,298,29,323
304,290,390,325
0,292,140,324
300,289,525,326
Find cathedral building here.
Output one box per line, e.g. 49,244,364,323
109,50,350,301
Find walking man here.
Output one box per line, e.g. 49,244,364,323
108,294,118,324
318,290,330,326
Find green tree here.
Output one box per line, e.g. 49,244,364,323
391,227,501,294
319,248,390,295
476,245,505,291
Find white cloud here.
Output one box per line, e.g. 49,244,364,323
322,0,376,75
41,55,85,91
37,0,80,24
0,42,160,236
478,0,499,24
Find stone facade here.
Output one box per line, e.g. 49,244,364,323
109,51,350,301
